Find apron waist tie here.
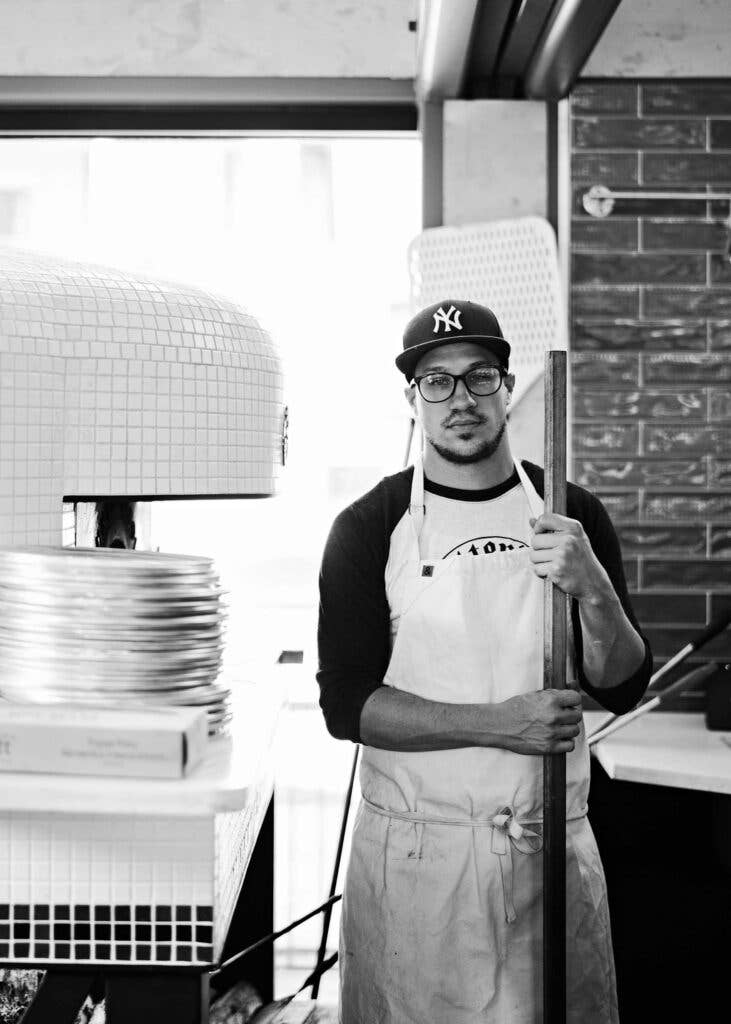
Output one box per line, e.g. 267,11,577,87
362,797,586,925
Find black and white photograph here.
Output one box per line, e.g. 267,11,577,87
0,2,729,1022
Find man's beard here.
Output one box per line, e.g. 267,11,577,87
427,419,507,465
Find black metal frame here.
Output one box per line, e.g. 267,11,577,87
0,76,417,136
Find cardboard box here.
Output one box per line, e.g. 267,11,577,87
0,701,208,779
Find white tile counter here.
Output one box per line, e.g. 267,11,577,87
0,671,288,970
585,710,731,795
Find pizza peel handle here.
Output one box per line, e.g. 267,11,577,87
543,350,567,1024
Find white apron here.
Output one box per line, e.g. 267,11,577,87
339,457,618,1024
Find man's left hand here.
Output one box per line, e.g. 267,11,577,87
528,512,612,605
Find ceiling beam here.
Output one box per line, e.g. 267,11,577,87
415,0,480,101
523,0,624,99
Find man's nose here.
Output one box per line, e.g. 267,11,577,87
451,378,477,406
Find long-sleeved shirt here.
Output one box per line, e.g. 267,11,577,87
318,460,652,742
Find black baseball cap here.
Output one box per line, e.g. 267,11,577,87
396,299,510,381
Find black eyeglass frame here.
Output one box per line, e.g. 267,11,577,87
411,367,507,403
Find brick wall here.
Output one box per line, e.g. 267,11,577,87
570,80,731,708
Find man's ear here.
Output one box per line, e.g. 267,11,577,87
505,372,515,400
404,383,417,415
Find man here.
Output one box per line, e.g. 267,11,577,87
317,300,651,1024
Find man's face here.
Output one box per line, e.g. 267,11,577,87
405,341,514,465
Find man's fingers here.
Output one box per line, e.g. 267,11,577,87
553,689,582,706
531,512,576,534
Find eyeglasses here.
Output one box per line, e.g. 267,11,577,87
412,367,506,403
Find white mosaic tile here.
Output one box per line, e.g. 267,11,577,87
0,247,286,545
0,801,267,967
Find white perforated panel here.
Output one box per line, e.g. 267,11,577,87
408,217,565,406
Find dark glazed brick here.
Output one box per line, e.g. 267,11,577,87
642,220,728,252
136,944,151,960
197,945,214,961
711,527,731,555
644,354,731,383
572,219,638,251
95,906,110,921
594,492,640,520
74,944,90,959
572,83,638,115
15,923,29,939
710,256,731,285
156,925,172,942
54,924,71,940
157,945,171,961
644,289,731,318
710,594,731,620
573,389,705,419
33,943,49,958
14,905,29,919
177,945,192,961
644,153,731,185
572,424,639,454
572,152,639,183
155,906,171,922
0,907,9,919
176,924,192,941
114,925,131,941
136,924,151,941
643,625,731,659
196,906,213,922
572,185,706,218
13,943,30,957
644,492,731,521
631,592,707,625
623,559,638,589
74,906,89,921
571,353,639,385
614,525,706,555
645,426,731,455
94,924,111,940
175,906,191,921
573,253,705,286
96,944,111,959
710,120,731,149
34,905,49,920
709,460,731,487
35,925,49,940
710,389,731,420
54,906,70,920
574,118,705,150
114,906,130,921
135,905,151,922
643,83,731,116
54,943,70,958
195,925,213,942
571,319,707,352
575,460,705,489
571,289,639,318
74,924,90,941
0,925,9,939
116,945,131,961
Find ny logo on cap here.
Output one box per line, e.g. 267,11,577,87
432,305,462,334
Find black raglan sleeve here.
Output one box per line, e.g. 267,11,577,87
317,503,393,743
569,490,653,715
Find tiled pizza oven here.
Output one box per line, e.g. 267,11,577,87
0,246,286,547
570,80,731,708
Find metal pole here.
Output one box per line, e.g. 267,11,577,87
543,350,567,1024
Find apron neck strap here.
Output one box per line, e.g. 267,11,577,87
408,452,545,556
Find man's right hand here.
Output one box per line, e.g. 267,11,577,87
494,689,582,755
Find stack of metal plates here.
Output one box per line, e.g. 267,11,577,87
0,546,231,736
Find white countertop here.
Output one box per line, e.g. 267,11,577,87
0,665,292,816
585,711,731,795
